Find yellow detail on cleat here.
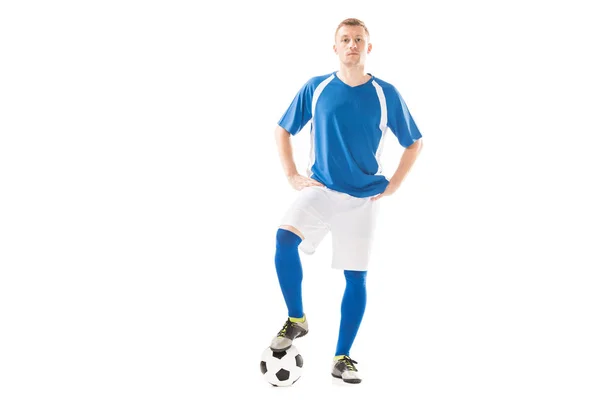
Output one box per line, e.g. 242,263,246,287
289,315,305,323
334,355,347,361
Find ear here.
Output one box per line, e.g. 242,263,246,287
367,42,372,54
333,44,337,54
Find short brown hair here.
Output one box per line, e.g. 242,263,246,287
334,18,370,40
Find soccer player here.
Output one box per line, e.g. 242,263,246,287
269,17,423,384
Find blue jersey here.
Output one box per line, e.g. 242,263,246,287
278,72,422,198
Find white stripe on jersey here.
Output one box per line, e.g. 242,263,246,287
307,74,336,178
371,80,388,176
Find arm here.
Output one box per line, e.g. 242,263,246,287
389,138,423,189
274,125,299,178
274,125,324,190
371,138,423,201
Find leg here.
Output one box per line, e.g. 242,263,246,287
270,187,333,351
270,226,310,351
275,226,304,319
335,270,367,357
329,195,377,383
331,270,366,384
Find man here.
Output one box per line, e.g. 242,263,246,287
270,17,423,384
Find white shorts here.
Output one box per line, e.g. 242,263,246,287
280,186,381,271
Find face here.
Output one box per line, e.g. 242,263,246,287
333,25,372,67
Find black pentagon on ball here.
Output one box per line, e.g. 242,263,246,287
272,350,286,359
260,361,267,374
275,368,290,381
295,354,303,368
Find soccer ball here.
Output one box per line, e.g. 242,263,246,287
260,345,303,387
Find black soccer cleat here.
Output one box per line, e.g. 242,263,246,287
331,355,361,384
269,316,309,351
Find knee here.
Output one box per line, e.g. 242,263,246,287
276,228,302,248
344,270,367,286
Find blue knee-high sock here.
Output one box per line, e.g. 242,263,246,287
335,270,367,357
274,228,304,319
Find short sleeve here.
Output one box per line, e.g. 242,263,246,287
386,86,422,148
277,80,314,135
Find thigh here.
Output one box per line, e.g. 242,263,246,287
330,198,380,270
280,186,337,255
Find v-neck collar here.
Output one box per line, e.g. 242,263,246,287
333,72,374,88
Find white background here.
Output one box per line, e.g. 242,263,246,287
1,0,599,399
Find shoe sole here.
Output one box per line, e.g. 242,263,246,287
331,373,361,384
269,329,309,351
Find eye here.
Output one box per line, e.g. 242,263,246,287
356,38,361,42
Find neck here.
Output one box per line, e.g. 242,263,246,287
336,65,370,86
